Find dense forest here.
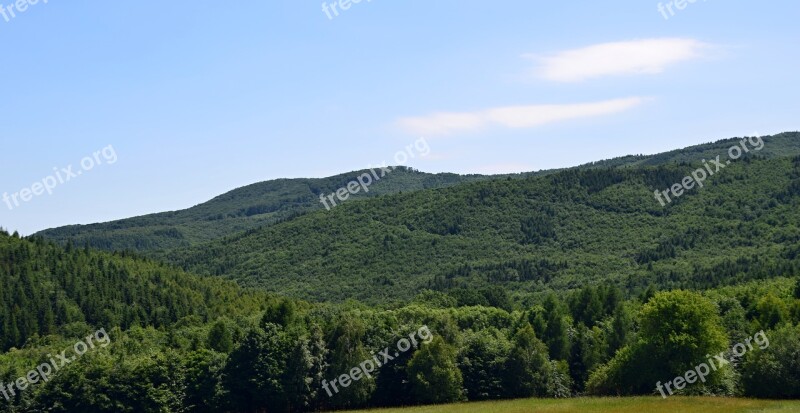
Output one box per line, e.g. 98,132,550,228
0,232,799,412
162,141,800,304
34,168,494,253
2,132,799,411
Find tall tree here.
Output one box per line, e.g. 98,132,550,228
503,324,552,398
543,294,570,361
407,336,464,404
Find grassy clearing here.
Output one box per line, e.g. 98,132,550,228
340,397,800,413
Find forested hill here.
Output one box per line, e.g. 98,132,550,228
168,143,800,305
0,230,270,352
36,132,800,255
35,167,491,253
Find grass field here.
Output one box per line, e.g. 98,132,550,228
341,397,800,413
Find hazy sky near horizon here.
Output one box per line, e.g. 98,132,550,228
1,0,798,234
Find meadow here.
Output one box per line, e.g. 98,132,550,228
342,397,800,413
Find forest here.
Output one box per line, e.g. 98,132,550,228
0,230,799,411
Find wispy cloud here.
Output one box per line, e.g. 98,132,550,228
531,38,710,82
397,97,647,136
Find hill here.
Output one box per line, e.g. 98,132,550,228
165,133,800,304
35,167,491,253
35,132,800,256
0,230,270,351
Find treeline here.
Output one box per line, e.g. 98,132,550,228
2,275,799,412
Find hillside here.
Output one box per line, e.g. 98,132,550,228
166,134,800,304
36,132,800,256
0,230,270,351
35,168,491,253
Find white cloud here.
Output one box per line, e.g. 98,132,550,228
397,97,647,136
533,38,709,82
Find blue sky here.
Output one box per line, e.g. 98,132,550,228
1,0,798,235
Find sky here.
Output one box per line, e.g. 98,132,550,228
1,0,798,235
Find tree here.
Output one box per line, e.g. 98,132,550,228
503,324,552,398
569,324,604,392
207,320,233,353
606,303,633,358
639,291,728,375
543,294,570,360
794,278,800,299
407,336,464,404
284,335,315,411
261,299,297,329
223,324,293,412
306,324,329,411
326,317,375,409
571,286,603,326
184,350,228,413
741,325,800,398
755,293,789,330
640,285,657,304
458,328,510,400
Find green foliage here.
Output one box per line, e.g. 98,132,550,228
755,294,790,330
607,303,634,357
543,294,571,361
569,324,606,392
35,168,495,254
458,328,511,400
407,336,464,404
740,325,800,398
588,291,729,395
207,320,233,353
639,291,728,374
223,324,295,412
503,324,552,398
261,299,297,329
147,134,800,305
794,277,800,299
327,318,375,409
0,233,268,352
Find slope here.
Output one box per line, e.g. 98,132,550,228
35,168,490,253
168,134,800,304
0,230,269,352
